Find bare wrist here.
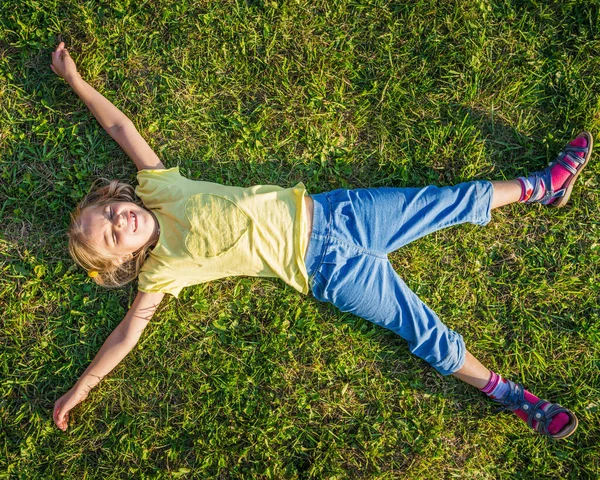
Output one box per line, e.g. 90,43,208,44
75,374,101,393
66,73,83,88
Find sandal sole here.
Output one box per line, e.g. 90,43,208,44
551,131,594,208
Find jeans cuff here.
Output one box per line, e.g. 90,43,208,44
473,180,493,226
433,330,466,376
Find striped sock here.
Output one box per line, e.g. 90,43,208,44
481,371,509,399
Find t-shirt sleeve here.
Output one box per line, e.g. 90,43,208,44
138,265,185,298
135,167,183,209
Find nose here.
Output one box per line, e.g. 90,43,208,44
113,212,127,229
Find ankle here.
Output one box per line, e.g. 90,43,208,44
517,177,533,202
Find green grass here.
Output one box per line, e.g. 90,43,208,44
2,0,600,477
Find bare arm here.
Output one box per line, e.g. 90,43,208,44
50,42,164,171
53,291,165,431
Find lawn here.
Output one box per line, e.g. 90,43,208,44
1,0,600,478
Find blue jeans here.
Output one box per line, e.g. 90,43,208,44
305,181,493,375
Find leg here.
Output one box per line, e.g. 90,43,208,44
452,350,491,389
311,250,467,376
312,142,592,257
312,133,592,259
453,349,577,439
307,182,580,439
310,243,577,438
461,133,592,211
314,181,494,255
490,180,522,210
313,249,576,439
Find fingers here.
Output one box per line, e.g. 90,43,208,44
52,42,68,63
57,410,69,431
53,399,69,431
60,412,69,431
53,402,63,428
53,42,64,60
50,42,73,77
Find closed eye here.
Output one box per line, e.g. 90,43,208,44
109,207,117,245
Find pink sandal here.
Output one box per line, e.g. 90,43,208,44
523,132,593,207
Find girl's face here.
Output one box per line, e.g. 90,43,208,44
80,202,158,260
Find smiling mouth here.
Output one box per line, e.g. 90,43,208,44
131,212,138,232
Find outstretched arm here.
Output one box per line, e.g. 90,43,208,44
50,42,164,171
53,291,165,431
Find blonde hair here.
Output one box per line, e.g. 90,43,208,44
67,179,156,288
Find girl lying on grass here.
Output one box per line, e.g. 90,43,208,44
51,42,592,439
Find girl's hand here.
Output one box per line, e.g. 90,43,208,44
50,42,80,84
53,385,90,431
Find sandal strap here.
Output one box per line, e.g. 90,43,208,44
552,143,587,176
559,149,586,166
494,381,528,411
528,400,575,437
527,400,550,430
556,157,578,175
524,169,557,204
564,145,589,155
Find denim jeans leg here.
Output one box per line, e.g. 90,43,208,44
325,181,493,254
305,185,485,376
310,240,465,375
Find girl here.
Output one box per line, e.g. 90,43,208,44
51,42,591,439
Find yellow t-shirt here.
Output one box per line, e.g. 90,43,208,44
135,167,309,297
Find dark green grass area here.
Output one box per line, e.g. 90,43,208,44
2,0,600,477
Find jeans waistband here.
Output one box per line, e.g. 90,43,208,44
305,193,332,279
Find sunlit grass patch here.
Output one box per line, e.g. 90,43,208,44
1,0,599,477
